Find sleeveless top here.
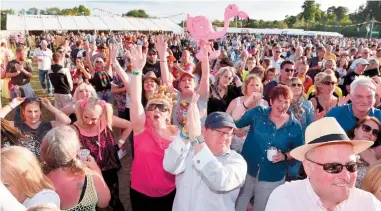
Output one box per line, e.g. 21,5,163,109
14,121,52,157
315,97,339,113
64,173,98,211
73,123,121,171
131,120,176,197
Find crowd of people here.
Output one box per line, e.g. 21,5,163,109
1,30,381,211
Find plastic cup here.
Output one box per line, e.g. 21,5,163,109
78,149,90,161
267,147,278,161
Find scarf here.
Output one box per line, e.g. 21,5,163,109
290,96,305,125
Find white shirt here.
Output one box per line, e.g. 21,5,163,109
268,56,285,74
33,48,52,70
265,178,381,211
0,182,26,211
23,189,60,209
163,135,247,211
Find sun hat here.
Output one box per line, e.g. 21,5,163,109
290,117,373,161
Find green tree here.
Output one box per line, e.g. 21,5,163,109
284,15,297,27
45,7,61,15
300,0,317,23
1,9,15,30
123,9,149,18
334,6,349,21
26,7,38,15
18,9,26,15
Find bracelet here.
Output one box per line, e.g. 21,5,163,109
282,152,288,161
180,130,189,140
242,102,248,109
132,71,140,76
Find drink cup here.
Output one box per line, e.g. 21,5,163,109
267,147,278,161
78,149,90,161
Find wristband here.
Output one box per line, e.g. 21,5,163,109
132,71,140,76
242,102,248,109
180,130,189,140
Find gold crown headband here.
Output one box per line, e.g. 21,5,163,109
146,86,177,109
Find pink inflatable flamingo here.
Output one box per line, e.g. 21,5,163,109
187,4,249,60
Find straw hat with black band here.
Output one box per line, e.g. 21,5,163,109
290,117,374,161
142,71,161,85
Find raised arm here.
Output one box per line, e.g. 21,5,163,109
40,98,71,126
126,45,147,134
112,115,132,148
0,97,25,119
156,35,173,86
83,44,94,77
196,46,210,100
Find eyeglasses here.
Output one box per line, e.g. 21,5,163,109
361,124,379,137
284,68,295,73
146,103,169,112
212,128,234,137
58,51,64,53
291,83,303,88
322,81,336,86
305,157,359,174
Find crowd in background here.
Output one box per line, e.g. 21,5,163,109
1,30,381,211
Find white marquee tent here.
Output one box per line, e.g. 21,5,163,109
216,27,344,37
6,15,183,33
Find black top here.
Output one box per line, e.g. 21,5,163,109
6,60,33,86
90,71,112,92
207,84,242,115
48,64,71,94
142,61,161,78
343,71,360,88
315,97,339,113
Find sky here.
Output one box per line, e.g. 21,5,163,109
0,0,367,23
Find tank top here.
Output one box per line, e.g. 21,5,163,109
64,173,98,211
315,97,339,113
130,120,176,197
73,123,121,172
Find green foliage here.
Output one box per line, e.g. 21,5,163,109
122,9,149,18
1,9,14,30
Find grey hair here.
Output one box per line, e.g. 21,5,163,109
350,75,376,95
72,83,98,102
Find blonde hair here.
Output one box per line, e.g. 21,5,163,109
72,83,98,102
288,77,306,99
1,146,55,198
75,97,113,130
40,126,86,176
361,164,381,196
214,66,236,87
242,74,263,96
315,72,337,96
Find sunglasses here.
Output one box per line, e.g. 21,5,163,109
275,51,281,53
305,157,359,174
322,81,336,86
284,68,295,73
146,103,169,112
148,53,157,56
95,60,103,64
24,97,40,103
291,83,302,88
58,51,64,53
212,128,234,137
361,124,379,137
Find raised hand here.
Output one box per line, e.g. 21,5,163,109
10,97,25,108
126,45,147,72
155,35,168,57
185,93,201,141
40,97,53,109
244,91,262,108
109,43,119,64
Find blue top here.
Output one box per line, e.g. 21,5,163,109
235,106,303,182
326,103,381,132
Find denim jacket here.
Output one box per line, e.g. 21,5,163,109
236,106,303,182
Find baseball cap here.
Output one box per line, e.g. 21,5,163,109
357,58,370,65
205,112,237,129
40,40,48,45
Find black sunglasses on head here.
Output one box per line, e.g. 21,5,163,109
361,124,379,137
147,103,169,112
305,157,359,174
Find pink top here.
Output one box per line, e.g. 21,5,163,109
130,120,176,197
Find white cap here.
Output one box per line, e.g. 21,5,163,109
1,39,6,43
357,58,370,65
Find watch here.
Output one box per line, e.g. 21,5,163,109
190,135,205,146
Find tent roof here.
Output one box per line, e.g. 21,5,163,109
6,14,182,32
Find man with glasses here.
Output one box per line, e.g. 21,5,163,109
265,117,381,211
349,48,371,72
307,46,325,81
343,58,369,95
268,44,284,73
164,111,247,211
263,60,295,103
143,48,161,78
